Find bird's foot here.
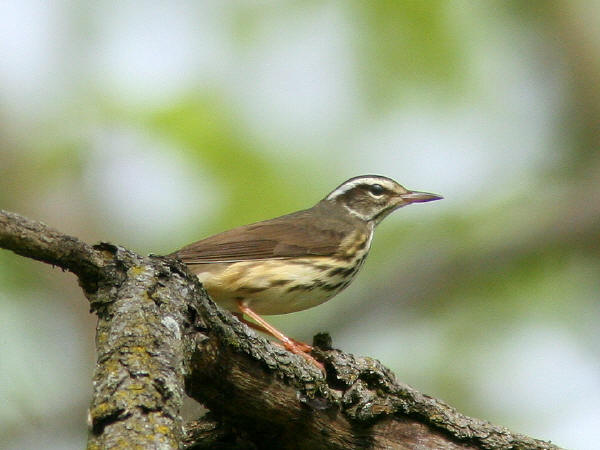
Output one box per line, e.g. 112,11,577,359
273,340,324,371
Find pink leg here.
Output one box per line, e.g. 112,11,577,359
236,302,323,370
235,315,313,352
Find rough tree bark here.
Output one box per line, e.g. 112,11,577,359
0,209,562,450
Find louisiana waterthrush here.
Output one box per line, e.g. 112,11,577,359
171,175,442,367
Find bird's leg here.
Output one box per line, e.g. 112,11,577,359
288,337,313,353
234,316,313,353
235,301,323,370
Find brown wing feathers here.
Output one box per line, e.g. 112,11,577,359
172,208,351,264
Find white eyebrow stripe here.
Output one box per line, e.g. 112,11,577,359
326,177,390,200
327,177,398,200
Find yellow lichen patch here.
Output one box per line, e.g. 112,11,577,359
96,329,109,345
101,358,122,375
128,266,147,277
154,425,172,436
89,401,120,420
112,438,149,450
127,345,150,355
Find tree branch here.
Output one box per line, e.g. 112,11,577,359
0,209,104,290
184,314,560,449
0,210,562,449
1,210,191,448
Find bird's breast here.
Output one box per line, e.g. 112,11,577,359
336,228,373,260
192,246,371,315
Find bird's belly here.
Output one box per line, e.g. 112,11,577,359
194,257,366,315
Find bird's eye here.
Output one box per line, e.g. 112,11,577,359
369,184,384,196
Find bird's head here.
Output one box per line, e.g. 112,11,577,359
324,175,442,224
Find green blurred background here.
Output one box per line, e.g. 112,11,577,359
1,1,599,448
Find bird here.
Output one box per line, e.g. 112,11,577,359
170,175,442,367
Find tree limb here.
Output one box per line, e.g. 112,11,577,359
0,209,104,290
0,209,562,449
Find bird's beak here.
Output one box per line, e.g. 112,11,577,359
400,190,444,204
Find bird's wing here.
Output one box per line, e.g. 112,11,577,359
170,209,350,264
